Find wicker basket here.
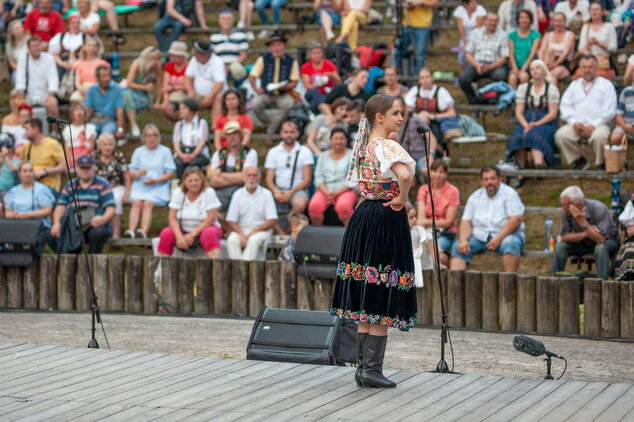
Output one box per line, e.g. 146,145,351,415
604,134,628,173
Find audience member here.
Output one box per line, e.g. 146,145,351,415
335,0,371,50
15,37,60,120
71,37,109,103
264,120,313,223
308,128,357,226
51,154,115,254
278,213,308,261
319,68,370,116
153,0,207,52
210,10,249,85
20,118,65,193
508,10,541,88
314,0,342,41
538,12,575,85
610,83,634,144
156,41,189,122
301,42,342,114
534,0,555,33
185,40,227,124
213,89,253,150
624,54,634,86
345,99,364,141
394,96,437,172
122,46,162,138
172,98,210,180
615,196,634,280
237,0,255,38
125,124,176,239
507,60,559,185
23,0,65,48
249,33,299,134
555,54,616,170
1,0,25,31
458,13,509,104
226,166,278,260
73,0,99,36
5,21,29,85
1,90,29,152
395,0,438,75
453,0,486,70
85,65,125,138
209,121,258,210
554,0,590,32
3,161,55,228
497,0,538,33
450,165,525,272
158,167,223,258
377,66,408,97
0,134,20,210
49,15,85,76
93,133,130,239
416,160,459,265
577,2,617,80
550,185,619,279
306,98,349,155
255,0,287,38
67,0,122,39
409,202,436,287
61,102,96,168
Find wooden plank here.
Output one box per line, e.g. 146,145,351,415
489,380,569,420
6,266,22,308
38,255,57,310
75,254,90,311
125,255,143,313
92,254,110,310
498,272,517,331
264,260,281,308
536,276,558,334
418,269,434,325
517,274,536,332
601,280,621,337
541,381,610,420
621,281,634,338
447,270,465,327
108,254,126,311
567,382,632,420
558,277,580,335
296,274,312,311
58,254,77,310
510,381,589,422
591,384,634,421
432,270,449,326
144,256,159,314
212,258,231,314
464,270,482,329
159,257,179,314
0,266,7,308
195,259,213,314
313,278,333,311
279,261,296,309
178,258,195,313
22,262,38,309
482,272,499,330
231,260,249,315
584,278,602,336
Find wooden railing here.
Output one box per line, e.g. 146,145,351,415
0,255,632,339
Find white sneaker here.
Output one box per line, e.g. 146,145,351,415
123,229,135,239
117,137,128,147
247,31,255,41
237,20,245,29
131,124,141,138
135,229,147,239
326,30,335,41
258,29,272,39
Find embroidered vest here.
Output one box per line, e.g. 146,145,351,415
262,52,294,95
218,145,251,172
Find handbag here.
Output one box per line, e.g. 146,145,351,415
59,68,76,101
176,195,200,251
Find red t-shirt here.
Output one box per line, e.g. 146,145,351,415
416,181,460,233
300,59,337,94
214,114,254,148
24,9,65,42
163,61,187,89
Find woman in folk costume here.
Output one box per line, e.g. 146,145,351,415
331,94,417,388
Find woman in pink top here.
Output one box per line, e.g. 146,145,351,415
72,37,109,102
538,12,575,85
416,159,459,264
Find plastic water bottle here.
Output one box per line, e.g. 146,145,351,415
544,217,555,253
611,177,621,212
111,51,120,81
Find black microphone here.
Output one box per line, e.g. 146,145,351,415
513,335,563,359
46,116,70,125
416,125,430,134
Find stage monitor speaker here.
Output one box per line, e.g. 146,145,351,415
247,307,357,366
0,219,46,266
294,225,345,279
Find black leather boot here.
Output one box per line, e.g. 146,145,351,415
360,335,396,388
354,332,368,387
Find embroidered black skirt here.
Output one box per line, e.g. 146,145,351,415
330,199,417,331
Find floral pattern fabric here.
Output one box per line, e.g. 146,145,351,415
331,308,417,331
336,262,415,291
93,150,128,186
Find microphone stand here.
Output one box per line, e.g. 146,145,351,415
419,126,452,373
52,120,107,349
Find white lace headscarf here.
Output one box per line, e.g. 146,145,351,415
346,116,370,189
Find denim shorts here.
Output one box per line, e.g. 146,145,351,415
451,231,525,263
315,9,341,26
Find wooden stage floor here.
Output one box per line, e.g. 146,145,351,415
0,342,632,421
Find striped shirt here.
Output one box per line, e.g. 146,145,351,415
57,175,115,215
210,29,249,65
617,86,634,125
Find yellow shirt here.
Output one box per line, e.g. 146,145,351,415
403,3,433,28
20,137,64,191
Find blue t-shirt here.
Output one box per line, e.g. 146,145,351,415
57,175,115,216
4,182,56,227
84,80,124,118
0,158,20,190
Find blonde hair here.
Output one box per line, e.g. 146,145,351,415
7,20,25,47
96,132,115,148
180,167,208,194
135,46,161,75
79,36,104,60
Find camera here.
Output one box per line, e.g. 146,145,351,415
0,133,15,149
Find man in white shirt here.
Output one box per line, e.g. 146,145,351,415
209,121,258,210
450,165,525,272
185,39,227,123
554,0,590,24
264,120,313,226
226,166,278,260
15,36,60,121
555,54,617,170
497,0,538,33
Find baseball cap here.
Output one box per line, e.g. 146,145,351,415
76,155,95,167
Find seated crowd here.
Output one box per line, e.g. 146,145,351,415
0,1,632,279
